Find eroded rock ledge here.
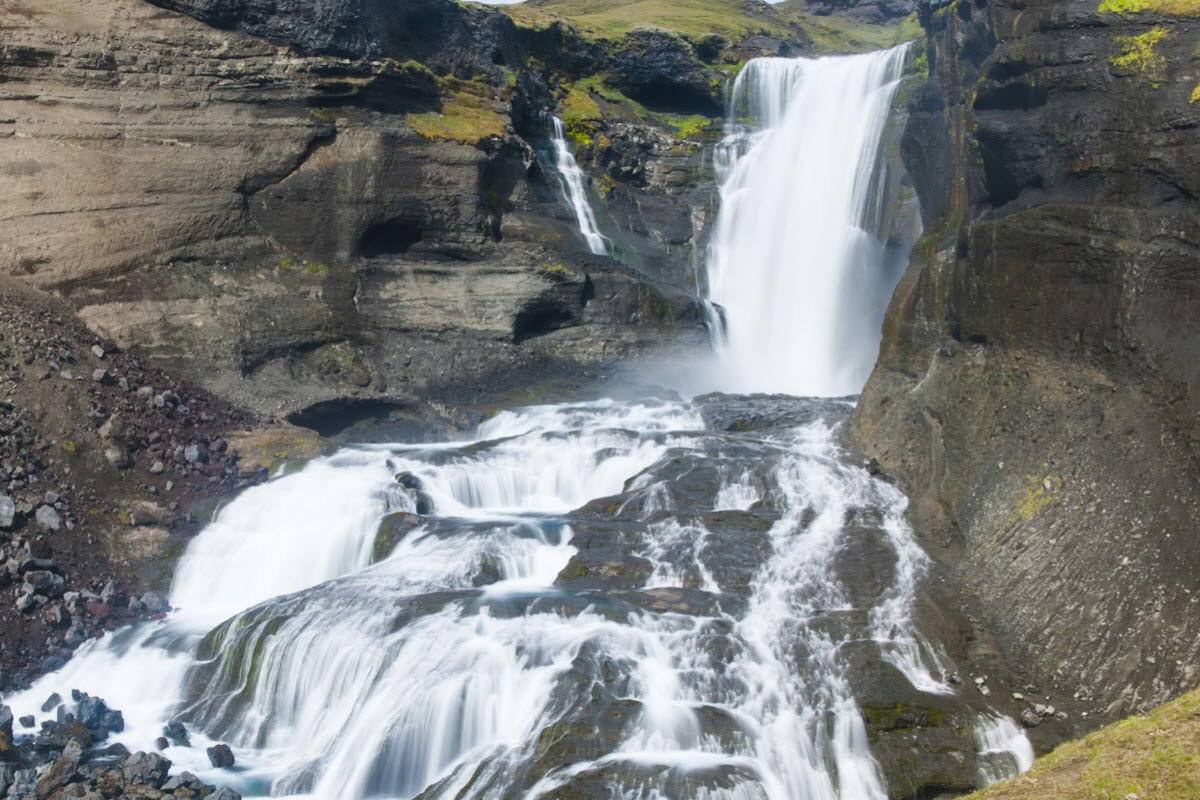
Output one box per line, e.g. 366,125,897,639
0,0,719,430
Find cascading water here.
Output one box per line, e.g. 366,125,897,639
544,115,610,256
8,47,1033,800
705,49,909,397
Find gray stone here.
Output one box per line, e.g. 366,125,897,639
1019,708,1042,728
62,738,86,764
91,345,105,359
33,756,76,798
150,460,164,474
184,443,206,464
209,787,243,800
206,743,234,769
0,495,14,529
121,751,171,787
25,570,65,598
34,505,61,531
140,592,169,614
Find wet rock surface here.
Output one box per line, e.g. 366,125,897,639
174,396,1062,798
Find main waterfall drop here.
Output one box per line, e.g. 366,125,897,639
706,49,909,397
5,46,1033,800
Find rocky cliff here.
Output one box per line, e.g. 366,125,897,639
851,0,1200,719
0,0,732,435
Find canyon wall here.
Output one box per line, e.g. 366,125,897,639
852,0,1200,717
0,0,737,433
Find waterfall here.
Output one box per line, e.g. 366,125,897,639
5,47,1036,800
705,48,909,397
545,115,610,256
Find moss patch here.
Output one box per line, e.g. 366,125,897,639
1009,466,1063,524
965,688,1200,800
1109,27,1170,86
409,78,507,145
1099,0,1200,15
562,82,604,148
226,425,336,476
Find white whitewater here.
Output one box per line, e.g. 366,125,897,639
7,48,1034,800
705,48,909,396
546,115,610,255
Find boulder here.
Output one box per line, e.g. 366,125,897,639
122,751,171,788
0,495,14,529
34,506,61,532
206,743,235,769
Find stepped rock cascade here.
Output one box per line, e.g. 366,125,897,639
544,115,610,256
8,50,1032,800
705,49,909,397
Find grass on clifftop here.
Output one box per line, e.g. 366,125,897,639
1099,0,1200,15
964,688,1200,800
503,0,798,40
502,0,921,53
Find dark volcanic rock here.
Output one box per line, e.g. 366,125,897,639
148,0,518,71
206,743,235,768
611,28,723,115
851,0,1200,720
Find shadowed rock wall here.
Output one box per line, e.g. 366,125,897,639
851,0,1200,718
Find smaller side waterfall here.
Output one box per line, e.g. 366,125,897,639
544,115,610,256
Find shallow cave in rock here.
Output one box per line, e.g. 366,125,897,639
358,217,424,258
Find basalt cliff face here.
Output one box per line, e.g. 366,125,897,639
852,0,1200,719
1,0,748,434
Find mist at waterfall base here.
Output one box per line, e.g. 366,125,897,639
9,49,1034,800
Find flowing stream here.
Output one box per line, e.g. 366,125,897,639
8,48,1032,799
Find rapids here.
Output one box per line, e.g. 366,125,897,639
7,48,1033,800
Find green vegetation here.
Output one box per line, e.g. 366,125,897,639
541,262,570,276
558,74,714,145
308,107,335,123
409,77,507,145
904,40,930,79
501,0,916,54
1109,27,1170,86
503,0,798,40
279,257,294,270
61,439,77,456
891,12,924,45
1099,0,1200,14
664,113,711,139
965,688,1200,800
795,10,913,54
561,81,604,148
